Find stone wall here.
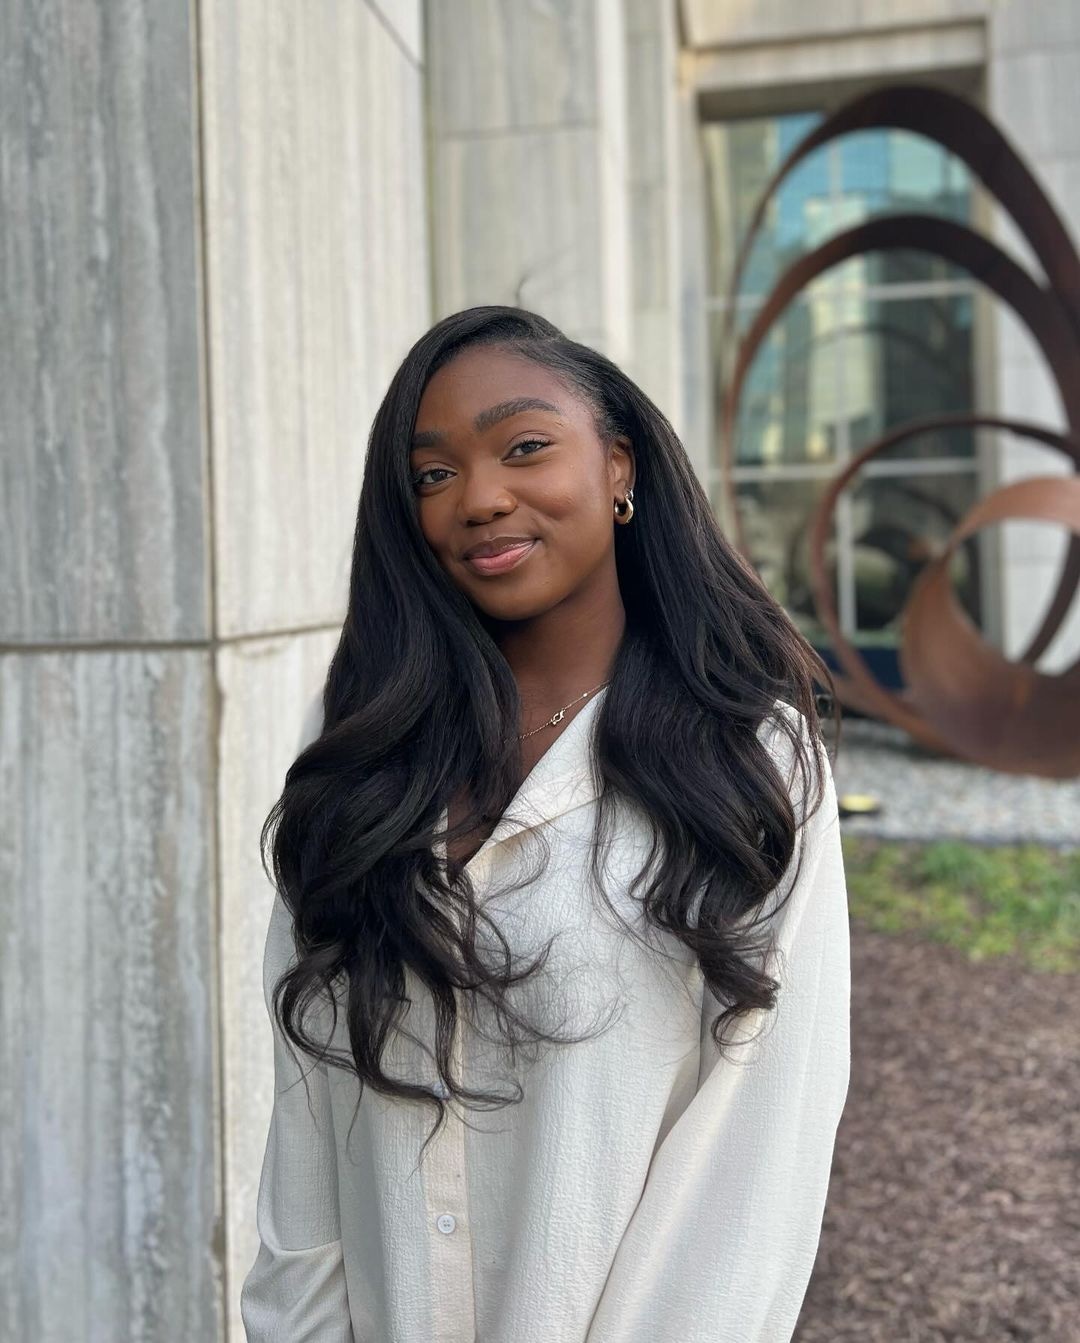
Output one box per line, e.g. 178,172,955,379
0,2,430,1338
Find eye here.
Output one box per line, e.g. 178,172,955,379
410,439,552,491
411,466,452,489
507,438,552,458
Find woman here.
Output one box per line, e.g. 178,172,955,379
241,306,851,1342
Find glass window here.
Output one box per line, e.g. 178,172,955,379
839,129,970,226
704,108,984,661
844,292,977,461
703,117,975,303
713,476,840,647
849,473,982,638
712,299,841,468
703,112,827,300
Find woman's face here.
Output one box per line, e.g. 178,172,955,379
410,346,634,622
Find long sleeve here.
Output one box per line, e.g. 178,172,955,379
585,717,851,1343
240,693,356,1342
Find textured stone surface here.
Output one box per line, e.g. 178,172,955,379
426,0,597,135
624,0,683,431
368,0,424,65
0,650,218,1341
0,0,207,642
3,0,432,1336
217,630,341,1343
680,0,989,48
675,82,712,480
199,6,433,1335
434,126,606,326
428,0,631,358
987,5,1080,671
693,22,986,98
200,0,430,638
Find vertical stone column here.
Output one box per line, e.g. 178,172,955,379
674,64,712,484
624,0,686,439
0,2,220,1337
1,2,431,1339
987,0,1080,670
426,0,632,362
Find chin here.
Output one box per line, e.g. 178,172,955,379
470,586,562,623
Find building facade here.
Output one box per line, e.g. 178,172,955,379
3,1,1077,1338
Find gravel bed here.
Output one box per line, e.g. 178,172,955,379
823,715,1080,849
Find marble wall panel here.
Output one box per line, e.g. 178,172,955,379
0,649,218,1341
675,84,712,479
990,0,1080,54
679,0,988,49
1000,552,1080,671
428,0,632,355
599,135,633,368
596,0,631,365
216,629,341,1343
433,126,607,333
368,0,424,65
987,14,1080,667
200,0,430,639
0,0,207,643
425,0,597,135
623,0,683,430
693,22,986,100
989,48,1080,161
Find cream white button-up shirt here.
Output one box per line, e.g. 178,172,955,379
241,688,851,1342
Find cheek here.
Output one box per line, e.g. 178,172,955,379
415,501,450,554
540,488,615,569
539,464,611,526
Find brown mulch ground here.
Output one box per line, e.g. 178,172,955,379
795,925,1080,1342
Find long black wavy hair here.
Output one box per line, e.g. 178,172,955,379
261,304,841,1149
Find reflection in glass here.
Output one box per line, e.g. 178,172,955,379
839,129,970,227
720,291,975,469
704,118,974,303
704,107,984,660
721,477,839,645
844,293,976,459
703,112,826,299
714,302,840,467
850,473,981,642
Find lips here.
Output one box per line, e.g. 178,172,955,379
463,539,538,575
463,536,536,560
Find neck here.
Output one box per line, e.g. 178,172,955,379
482,564,625,717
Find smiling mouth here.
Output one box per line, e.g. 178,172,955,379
463,539,538,575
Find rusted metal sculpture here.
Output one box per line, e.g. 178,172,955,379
719,84,1080,778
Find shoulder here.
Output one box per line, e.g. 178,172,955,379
754,696,815,774
755,696,834,829
755,695,811,743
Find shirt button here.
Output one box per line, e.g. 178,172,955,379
432,1079,450,1099
436,1213,457,1235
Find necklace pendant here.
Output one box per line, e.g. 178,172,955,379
550,708,566,726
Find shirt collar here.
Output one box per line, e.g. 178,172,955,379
436,685,607,869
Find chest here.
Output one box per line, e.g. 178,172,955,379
444,723,574,868
370,797,703,1096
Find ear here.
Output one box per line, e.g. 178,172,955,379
609,434,635,493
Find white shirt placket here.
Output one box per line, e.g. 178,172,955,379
420,986,477,1341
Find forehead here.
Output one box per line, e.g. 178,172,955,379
414,346,584,428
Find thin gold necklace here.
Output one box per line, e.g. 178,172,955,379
518,680,610,740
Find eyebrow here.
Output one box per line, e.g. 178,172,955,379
411,397,563,451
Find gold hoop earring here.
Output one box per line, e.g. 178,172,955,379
614,488,635,523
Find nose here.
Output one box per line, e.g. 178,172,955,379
457,463,516,523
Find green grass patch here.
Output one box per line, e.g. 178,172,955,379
841,836,1080,974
